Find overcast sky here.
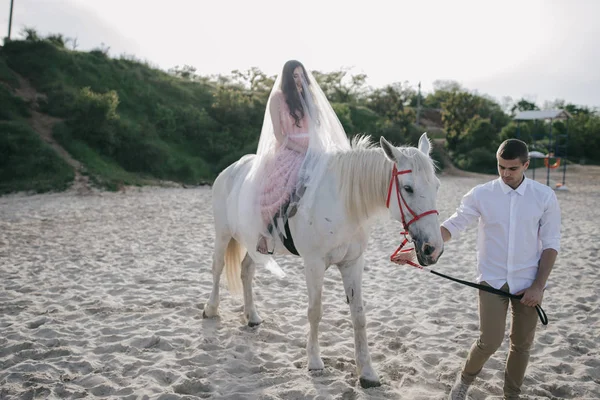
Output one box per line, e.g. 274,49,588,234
2,0,599,107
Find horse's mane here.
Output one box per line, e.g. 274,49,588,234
329,135,436,224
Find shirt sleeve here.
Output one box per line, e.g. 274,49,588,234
539,191,561,252
442,186,481,240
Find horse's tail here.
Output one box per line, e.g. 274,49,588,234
224,238,245,296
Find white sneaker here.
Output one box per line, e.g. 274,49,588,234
448,380,471,400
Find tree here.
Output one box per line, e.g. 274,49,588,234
564,103,591,116
168,65,198,80
510,98,538,116
230,67,275,103
20,27,41,41
231,67,275,94
476,95,510,132
366,82,414,121
312,68,367,103
441,91,481,151
422,80,463,109
457,117,500,154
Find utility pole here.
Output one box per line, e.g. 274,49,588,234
416,81,422,126
7,0,15,41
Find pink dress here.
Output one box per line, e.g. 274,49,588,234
260,91,311,226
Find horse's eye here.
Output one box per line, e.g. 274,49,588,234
403,185,413,194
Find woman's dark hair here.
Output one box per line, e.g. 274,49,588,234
281,60,310,128
497,139,529,164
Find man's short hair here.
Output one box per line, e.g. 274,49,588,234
497,139,529,164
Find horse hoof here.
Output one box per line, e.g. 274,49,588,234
248,321,262,327
308,359,325,371
202,310,208,319
359,377,381,389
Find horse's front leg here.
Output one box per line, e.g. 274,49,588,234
241,254,262,327
338,256,381,388
304,258,326,370
203,234,229,318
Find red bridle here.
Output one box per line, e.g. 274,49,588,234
386,165,439,267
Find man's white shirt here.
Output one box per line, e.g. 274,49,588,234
442,177,561,294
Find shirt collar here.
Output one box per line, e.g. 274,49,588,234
498,176,529,195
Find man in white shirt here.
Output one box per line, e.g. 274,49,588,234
444,139,561,400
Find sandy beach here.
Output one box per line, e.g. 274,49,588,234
1,166,599,399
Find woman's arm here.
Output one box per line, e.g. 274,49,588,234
269,93,307,153
269,96,284,144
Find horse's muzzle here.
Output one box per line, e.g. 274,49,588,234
415,240,443,266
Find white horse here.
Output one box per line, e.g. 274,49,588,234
203,133,444,388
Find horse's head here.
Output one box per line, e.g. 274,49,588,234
380,133,444,266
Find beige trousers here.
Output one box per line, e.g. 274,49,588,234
461,282,541,399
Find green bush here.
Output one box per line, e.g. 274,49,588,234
38,83,77,117
456,147,497,174
0,54,19,86
0,85,30,120
0,121,74,193
457,117,499,154
215,139,258,174
499,121,535,145
331,102,354,133
349,105,380,134
114,134,169,176
429,143,445,171
45,34,67,48
68,87,120,154
53,121,145,189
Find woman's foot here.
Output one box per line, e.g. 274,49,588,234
256,235,274,255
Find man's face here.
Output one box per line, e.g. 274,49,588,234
497,155,529,189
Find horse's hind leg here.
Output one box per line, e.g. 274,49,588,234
338,255,381,388
203,233,229,318
241,254,262,327
304,258,326,370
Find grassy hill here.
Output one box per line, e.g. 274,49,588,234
0,35,444,195
0,53,76,194
0,37,267,194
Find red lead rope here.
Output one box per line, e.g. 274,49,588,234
386,165,439,267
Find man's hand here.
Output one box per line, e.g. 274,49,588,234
441,226,451,242
516,285,544,307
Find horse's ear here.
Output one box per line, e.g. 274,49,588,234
380,136,397,162
418,132,431,155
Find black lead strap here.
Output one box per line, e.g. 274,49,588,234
429,270,548,326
